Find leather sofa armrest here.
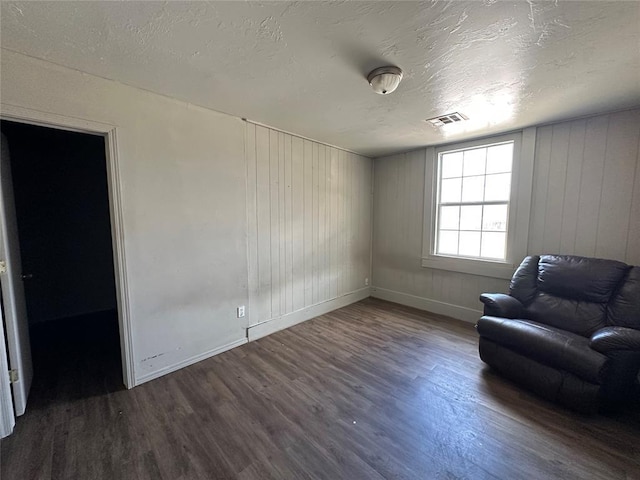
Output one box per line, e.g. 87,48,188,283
590,327,640,354
479,293,523,319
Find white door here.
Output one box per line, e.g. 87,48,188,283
0,132,33,416
0,303,16,437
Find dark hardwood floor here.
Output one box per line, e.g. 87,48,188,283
2,298,639,479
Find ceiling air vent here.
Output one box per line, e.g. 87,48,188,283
426,112,468,127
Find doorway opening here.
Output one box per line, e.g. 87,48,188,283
0,120,124,407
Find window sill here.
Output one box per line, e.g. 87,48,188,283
421,255,516,279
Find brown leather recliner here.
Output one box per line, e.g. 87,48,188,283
476,254,640,413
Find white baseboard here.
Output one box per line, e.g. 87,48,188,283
135,337,248,386
131,287,476,386
370,287,482,324
247,287,371,342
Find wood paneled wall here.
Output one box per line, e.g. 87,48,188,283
529,109,640,264
372,109,640,321
372,150,508,319
246,123,372,327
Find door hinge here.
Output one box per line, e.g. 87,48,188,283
8,369,18,384
0,261,7,274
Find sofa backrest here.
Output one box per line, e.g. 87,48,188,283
509,255,634,337
608,266,640,329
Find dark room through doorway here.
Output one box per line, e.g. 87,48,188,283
0,120,123,411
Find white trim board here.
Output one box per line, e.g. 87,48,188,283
135,338,248,385
247,288,371,342
0,103,136,389
370,287,482,324
139,288,371,383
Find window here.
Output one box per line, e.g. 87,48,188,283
422,130,535,279
436,141,513,261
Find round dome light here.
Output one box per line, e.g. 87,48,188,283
367,66,403,95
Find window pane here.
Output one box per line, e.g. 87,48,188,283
439,206,460,230
438,230,459,255
484,173,511,201
434,136,518,264
441,178,462,203
459,231,481,257
460,205,482,230
482,204,508,231
486,143,513,174
441,152,463,179
463,147,486,176
481,232,506,259
461,176,484,202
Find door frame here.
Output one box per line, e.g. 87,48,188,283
0,103,135,390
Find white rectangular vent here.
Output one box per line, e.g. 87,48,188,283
427,112,468,127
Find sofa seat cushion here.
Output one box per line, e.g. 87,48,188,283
477,316,609,384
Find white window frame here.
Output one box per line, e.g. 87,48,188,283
421,128,536,279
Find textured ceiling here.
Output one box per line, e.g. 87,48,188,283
1,1,639,157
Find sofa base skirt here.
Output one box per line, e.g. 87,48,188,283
479,337,600,413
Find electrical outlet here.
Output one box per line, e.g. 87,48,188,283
365,277,369,286
237,306,245,318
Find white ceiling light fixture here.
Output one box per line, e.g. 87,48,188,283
367,66,403,95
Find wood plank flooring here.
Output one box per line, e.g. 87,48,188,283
2,298,640,479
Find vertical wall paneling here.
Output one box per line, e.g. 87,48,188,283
255,126,272,322
245,122,258,327
246,123,372,328
284,134,293,314
292,137,305,312
343,149,348,293
361,152,371,288
322,146,330,300
344,150,350,294
269,129,280,317
278,132,289,314
347,150,353,293
372,108,640,323
558,120,586,254
628,133,640,265
528,125,553,254
573,115,609,257
531,110,640,262
511,127,537,261
304,140,313,308
338,148,343,295
334,149,340,297
346,152,353,292
372,149,499,322
595,110,640,260
319,144,326,302
347,150,351,288
542,123,570,253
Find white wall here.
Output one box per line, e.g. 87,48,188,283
245,123,372,339
529,110,640,264
1,50,249,383
372,109,640,322
3,47,635,386
1,50,373,385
